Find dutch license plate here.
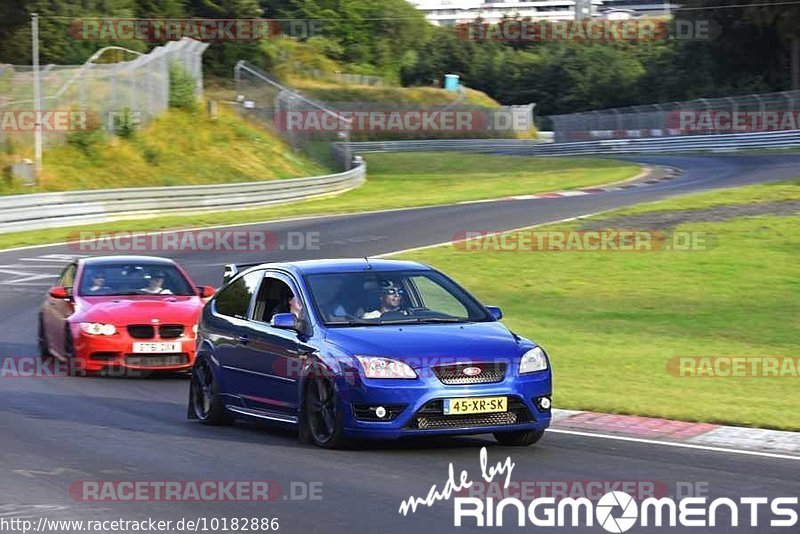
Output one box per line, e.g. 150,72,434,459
443,396,507,415
132,341,182,354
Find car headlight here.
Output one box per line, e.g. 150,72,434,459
80,322,116,336
519,347,548,374
355,356,417,379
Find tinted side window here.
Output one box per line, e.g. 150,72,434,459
252,277,294,323
214,271,262,319
59,264,77,289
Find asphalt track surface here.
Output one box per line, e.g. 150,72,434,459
1,154,799,533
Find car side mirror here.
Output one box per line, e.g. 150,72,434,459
198,286,215,298
486,306,503,321
49,286,70,299
271,312,298,330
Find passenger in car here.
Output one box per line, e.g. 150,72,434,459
271,289,304,320
139,270,173,295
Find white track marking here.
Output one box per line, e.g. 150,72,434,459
20,257,78,263
548,429,800,461
375,210,616,257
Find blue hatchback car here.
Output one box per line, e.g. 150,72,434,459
188,259,552,448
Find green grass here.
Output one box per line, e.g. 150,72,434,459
0,153,638,250
1,107,325,195
599,176,800,215
290,77,501,108
395,178,800,430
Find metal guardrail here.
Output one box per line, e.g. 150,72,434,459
0,162,366,234
347,129,800,156
346,139,546,153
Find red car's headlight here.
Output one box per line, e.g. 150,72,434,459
79,322,117,336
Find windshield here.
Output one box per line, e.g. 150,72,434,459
78,262,195,297
305,270,491,326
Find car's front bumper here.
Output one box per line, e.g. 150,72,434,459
71,325,196,374
335,368,552,440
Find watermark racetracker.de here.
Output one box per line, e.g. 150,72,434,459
69,480,322,502
1,110,142,133
457,19,717,42
667,357,800,377
273,107,533,134
67,18,324,41
668,110,800,133
451,230,715,252
67,230,321,253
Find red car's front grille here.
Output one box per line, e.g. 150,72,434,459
127,325,155,339
124,353,189,367
158,325,184,338
126,325,185,339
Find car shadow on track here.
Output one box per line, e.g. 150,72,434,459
4,386,535,452
236,419,513,452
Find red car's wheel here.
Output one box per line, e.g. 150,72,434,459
63,324,80,377
37,315,51,361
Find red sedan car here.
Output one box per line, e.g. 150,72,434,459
38,256,215,376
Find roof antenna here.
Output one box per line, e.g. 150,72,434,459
364,256,372,270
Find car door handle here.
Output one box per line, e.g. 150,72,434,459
237,335,250,345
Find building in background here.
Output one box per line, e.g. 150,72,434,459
406,0,598,25
597,0,678,18
406,0,678,25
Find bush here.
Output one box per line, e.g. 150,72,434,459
66,109,104,156
168,62,197,110
112,107,137,139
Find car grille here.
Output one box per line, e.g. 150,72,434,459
432,362,507,385
407,397,533,430
159,325,184,339
124,354,189,367
89,352,118,361
417,412,518,430
127,325,155,339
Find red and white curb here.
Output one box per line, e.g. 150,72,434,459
551,409,800,459
459,166,682,205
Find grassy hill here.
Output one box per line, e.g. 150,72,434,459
1,106,325,194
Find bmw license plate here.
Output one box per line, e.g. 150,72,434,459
132,342,182,354
443,396,507,415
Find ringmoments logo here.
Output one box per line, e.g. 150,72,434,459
398,448,799,530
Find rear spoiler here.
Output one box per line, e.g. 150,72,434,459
222,262,264,286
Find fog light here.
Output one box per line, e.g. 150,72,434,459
374,406,387,419
539,397,551,410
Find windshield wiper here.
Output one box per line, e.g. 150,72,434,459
414,317,464,323
328,320,382,327
376,317,462,325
